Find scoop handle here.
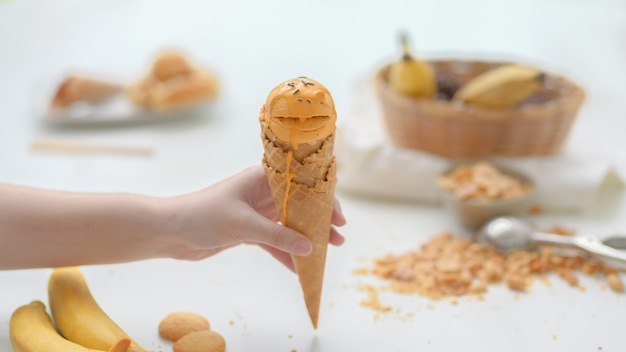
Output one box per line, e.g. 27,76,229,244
530,232,579,248
574,235,626,269
532,232,626,268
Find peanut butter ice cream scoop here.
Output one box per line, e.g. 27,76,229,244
262,77,336,147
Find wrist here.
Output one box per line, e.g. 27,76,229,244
152,194,195,260
111,194,175,262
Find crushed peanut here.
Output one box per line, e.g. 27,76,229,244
357,229,624,305
607,273,624,292
438,161,532,201
359,284,392,312
528,205,544,215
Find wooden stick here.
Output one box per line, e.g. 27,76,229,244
30,139,154,157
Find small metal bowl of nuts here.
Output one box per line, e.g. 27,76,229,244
437,161,534,230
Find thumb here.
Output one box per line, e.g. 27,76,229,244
242,216,312,256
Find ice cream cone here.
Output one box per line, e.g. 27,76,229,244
259,77,337,328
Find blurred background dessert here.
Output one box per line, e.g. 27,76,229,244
127,50,219,110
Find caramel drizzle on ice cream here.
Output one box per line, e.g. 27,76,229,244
282,151,295,223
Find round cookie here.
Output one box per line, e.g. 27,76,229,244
173,330,226,352
158,312,211,342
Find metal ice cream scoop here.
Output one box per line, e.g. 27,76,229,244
479,216,626,269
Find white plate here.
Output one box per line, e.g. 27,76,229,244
32,74,214,127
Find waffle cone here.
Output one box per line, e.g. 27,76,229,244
261,121,336,328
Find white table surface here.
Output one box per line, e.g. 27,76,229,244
1,0,626,351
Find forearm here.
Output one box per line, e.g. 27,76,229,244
0,184,180,269
0,165,343,270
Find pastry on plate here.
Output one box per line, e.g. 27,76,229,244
50,75,122,109
128,51,219,110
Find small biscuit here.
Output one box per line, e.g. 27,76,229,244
173,330,226,352
158,312,211,342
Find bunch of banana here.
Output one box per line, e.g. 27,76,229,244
47,267,148,352
453,64,545,108
388,32,437,98
9,300,131,352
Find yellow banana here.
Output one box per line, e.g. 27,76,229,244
48,267,148,352
388,32,437,98
9,300,131,352
453,64,545,108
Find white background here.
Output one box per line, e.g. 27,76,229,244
0,0,625,351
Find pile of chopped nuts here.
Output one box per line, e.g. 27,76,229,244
438,161,532,201
358,228,624,303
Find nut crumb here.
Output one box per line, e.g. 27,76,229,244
357,229,624,307
438,161,532,201
607,273,624,292
359,284,391,312
528,205,544,214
